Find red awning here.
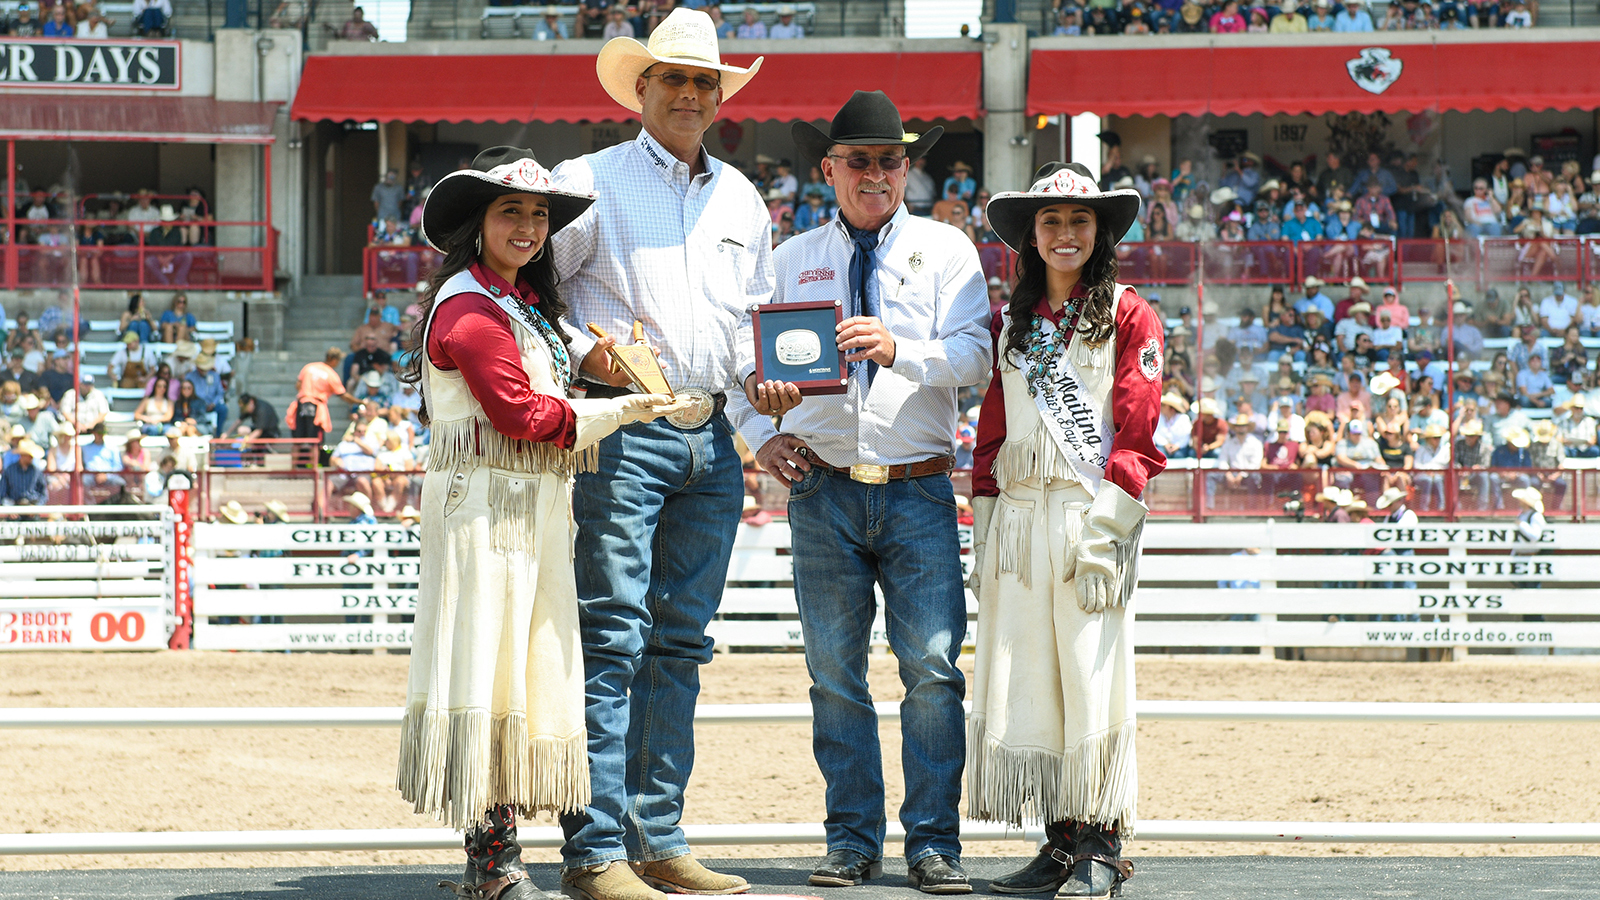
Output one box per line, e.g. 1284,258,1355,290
291,51,983,123
0,95,279,143
1028,35,1600,118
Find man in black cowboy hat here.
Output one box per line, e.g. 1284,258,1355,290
740,89,990,894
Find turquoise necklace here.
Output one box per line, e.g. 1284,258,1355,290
1021,300,1078,397
509,297,572,391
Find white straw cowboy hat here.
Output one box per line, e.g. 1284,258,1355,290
420,146,596,253
1374,486,1406,510
987,161,1143,253
346,492,374,517
596,7,762,115
220,500,250,524
1510,486,1544,512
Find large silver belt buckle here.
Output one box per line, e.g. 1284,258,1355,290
849,464,890,484
665,388,716,430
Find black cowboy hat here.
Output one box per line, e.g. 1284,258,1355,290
419,146,595,253
791,90,942,166
985,161,1143,253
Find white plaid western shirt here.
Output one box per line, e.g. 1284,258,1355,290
550,130,774,414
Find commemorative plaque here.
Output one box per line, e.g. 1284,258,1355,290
587,321,674,397
751,300,848,395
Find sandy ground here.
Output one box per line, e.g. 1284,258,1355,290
2,652,1599,871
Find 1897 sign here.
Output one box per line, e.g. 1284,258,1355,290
0,39,180,89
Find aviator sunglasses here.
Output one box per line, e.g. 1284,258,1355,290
827,153,908,171
642,71,722,92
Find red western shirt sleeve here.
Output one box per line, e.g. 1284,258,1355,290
971,309,1008,498
427,292,577,448
1106,288,1169,498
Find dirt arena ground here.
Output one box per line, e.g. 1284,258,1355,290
2,652,1598,871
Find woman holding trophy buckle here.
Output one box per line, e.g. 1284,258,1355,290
395,146,678,900
966,163,1167,900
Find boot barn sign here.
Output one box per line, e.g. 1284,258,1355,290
0,39,180,89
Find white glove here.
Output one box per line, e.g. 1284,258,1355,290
1073,482,1148,613
966,495,996,599
569,394,676,451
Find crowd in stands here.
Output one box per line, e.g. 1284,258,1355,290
1144,274,1600,512
0,0,170,36
1048,0,1537,35
1099,140,1600,247
0,290,271,507
480,0,810,40
11,184,218,287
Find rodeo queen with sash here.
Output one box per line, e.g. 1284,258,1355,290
395,146,679,900
966,163,1166,900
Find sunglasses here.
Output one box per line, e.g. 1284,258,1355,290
643,71,721,93
828,153,907,171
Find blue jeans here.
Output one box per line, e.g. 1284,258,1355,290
785,466,967,864
559,414,744,868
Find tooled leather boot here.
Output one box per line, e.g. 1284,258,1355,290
440,806,538,900
1054,823,1133,900
990,821,1078,894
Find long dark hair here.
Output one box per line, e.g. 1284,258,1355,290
399,199,570,421
1002,213,1120,364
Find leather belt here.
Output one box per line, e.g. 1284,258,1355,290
580,382,726,429
802,451,956,485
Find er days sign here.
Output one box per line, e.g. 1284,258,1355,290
0,40,179,89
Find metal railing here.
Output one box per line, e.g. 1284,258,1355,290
2,217,275,292
3,699,1599,854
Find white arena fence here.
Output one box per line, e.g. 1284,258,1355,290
187,520,1600,655
0,505,174,651
3,699,1600,854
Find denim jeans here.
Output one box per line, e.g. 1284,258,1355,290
786,466,967,864
559,414,743,868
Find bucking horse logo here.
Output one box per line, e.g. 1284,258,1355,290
1346,48,1403,95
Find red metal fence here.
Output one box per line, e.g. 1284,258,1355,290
2,217,275,292
362,236,1595,295
113,441,1600,523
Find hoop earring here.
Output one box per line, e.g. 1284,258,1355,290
474,234,482,254
531,243,546,262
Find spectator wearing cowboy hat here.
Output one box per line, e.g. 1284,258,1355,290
0,438,47,505
547,13,772,900
942,161,976,204
768,3,804,37
747,89,986,895
1156,392,1193,459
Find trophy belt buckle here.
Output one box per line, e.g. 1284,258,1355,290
849,463,890,484
665,388,717,430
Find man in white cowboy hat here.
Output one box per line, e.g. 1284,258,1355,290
0,437,47,506
1295,275,1333,321
548,11,770,900
1412,422,1450,510
1509,485,1547,586
737,89,988,894
1556,395,1597,457
768,3,803,37
1155,392,1193,459
187,352,228,437
144,204,193,285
